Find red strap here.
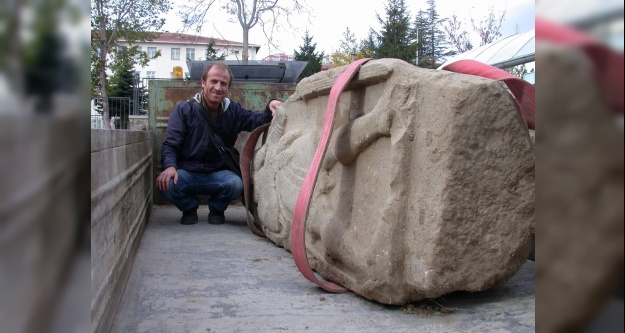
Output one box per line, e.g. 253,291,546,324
441,17,624,128
535,16,623,114
241,123,271,237
441,59,536,130
291,58,372,292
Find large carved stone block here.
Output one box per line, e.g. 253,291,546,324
535,41,624,332
252,58,534,305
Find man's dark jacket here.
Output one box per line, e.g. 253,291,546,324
161,92,274,174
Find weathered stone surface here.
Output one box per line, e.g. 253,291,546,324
535,42,624,332
252,58,534,305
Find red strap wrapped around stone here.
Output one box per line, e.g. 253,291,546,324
291,58,372,293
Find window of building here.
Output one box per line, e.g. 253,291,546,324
134,46,142,59
171,48,180,60
186,48,195,60
146,71,155,78
148,47,157,58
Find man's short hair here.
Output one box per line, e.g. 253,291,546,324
201,62,234,87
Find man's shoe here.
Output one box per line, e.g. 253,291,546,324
180,209,198,225
208,211,225,225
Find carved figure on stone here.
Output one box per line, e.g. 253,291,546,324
251,58,535,305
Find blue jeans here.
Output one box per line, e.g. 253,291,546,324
159,169,243,213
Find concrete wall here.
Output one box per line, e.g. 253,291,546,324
0,117,86,333
91,129,153,333
129,115,148,131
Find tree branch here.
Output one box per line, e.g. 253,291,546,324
235,0,246,27
258,10,280,52
179,0,216,33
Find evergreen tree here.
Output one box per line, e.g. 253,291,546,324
107,47,137,129
413,9,430,67
205,39,226,60
98,44,153,126
372,0,416,63
294,31,324,82
413,0,449,68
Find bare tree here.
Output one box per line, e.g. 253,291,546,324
442,14,473,54
179,0,309,61
471,6,506,46
505,64,533,79
330,28,358,66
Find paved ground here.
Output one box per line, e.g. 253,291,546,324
111,205,535,333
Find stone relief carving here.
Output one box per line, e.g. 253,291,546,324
251,59,534,304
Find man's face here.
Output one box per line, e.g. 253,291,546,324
201,66,231,109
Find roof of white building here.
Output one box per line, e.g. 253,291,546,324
119,32,261,49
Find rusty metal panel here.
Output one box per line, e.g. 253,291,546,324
149,79,296,204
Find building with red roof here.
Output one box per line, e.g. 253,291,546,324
117,32,262,80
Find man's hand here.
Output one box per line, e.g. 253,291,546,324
157,166,178,191
269,100,283,116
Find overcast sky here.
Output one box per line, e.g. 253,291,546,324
161,0,535,59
